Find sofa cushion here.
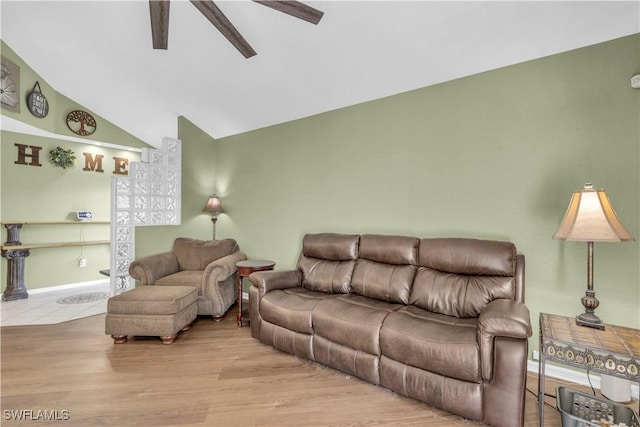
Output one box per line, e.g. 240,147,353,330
351,260,416,304
410,268,516,318
299,258,356,294
107,285,198,315
350,234,418,303
297,233,360,293
380,305,480,383
260,287,333,334
155,271,203,293
418,238,516,276
313,295,402,355
173,237,238,271
302,233,359,261
359,234,419,265
410,238,517,317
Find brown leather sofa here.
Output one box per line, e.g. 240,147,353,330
249,233,532,427
129,237,247,320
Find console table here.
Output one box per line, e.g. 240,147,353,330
538,313,640,426
1,221,110,300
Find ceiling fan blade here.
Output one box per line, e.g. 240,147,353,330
190,0,257,58
253,1,323,25
149,0,170,50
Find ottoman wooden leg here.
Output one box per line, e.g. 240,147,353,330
160,334,177,345
181,322,193,332
112,335,128,344
212,314,224,322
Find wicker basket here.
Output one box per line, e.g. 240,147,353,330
556,387,640,427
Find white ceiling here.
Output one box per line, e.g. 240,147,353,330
2,1,639,147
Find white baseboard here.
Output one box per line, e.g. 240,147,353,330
27,279,109,295
528,360,639,400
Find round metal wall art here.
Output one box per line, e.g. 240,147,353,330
66,109,97,136
27,81,49,118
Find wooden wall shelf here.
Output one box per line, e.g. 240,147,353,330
1,221,111,301
1,240,110,251
1,221,110,225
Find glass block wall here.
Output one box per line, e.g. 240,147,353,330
109,137,182,295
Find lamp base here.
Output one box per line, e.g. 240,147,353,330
576,287,604,330
211,216,218,240
576,312,605,330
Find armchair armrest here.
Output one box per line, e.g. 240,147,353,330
477,299,532,380
201,251,248,299
129,252,180,285
248,269,303,297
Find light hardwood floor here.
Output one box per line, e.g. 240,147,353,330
0,312,624,426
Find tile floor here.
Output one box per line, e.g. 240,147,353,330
0,281,109,326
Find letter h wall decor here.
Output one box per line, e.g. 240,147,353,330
109,137,181,295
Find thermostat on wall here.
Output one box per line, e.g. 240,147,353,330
76,211,93,221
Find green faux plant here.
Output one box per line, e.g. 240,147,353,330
49,146,76,169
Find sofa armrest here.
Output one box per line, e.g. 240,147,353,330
248,269,303,297
201,251,247,299
129,252,180,285
477,299,532,380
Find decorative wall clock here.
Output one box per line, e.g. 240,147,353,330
27,81,49,118
66,110,97,136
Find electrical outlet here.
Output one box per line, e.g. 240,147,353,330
78,257,87,268
532,350,539,361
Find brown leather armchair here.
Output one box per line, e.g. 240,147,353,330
129,237,246,320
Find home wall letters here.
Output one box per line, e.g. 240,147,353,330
14,143,130,175
14,144,42,167
82,153,129,175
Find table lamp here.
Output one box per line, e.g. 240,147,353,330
203,194,224,240
553,183,635,329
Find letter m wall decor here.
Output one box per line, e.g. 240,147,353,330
109,137,181,295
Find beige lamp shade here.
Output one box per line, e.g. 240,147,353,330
203,195,224,214
553,183,634,242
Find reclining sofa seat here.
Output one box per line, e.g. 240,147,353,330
248,233,531,427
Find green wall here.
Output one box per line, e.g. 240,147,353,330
2,32,638,360
0,40,215,292
133,116,217,257
1,41,146,146
215,34,640,356
0,134,140,288
1,40,148,290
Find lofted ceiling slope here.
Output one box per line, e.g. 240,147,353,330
1,1,639,147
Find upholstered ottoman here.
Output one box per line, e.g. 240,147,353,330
105,285,198,344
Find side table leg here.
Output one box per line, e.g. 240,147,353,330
538,353,546,426
237,274,243,327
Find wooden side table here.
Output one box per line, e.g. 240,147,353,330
538,313,640,426
235,259,275,327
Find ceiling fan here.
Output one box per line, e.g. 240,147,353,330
149,0,324,58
